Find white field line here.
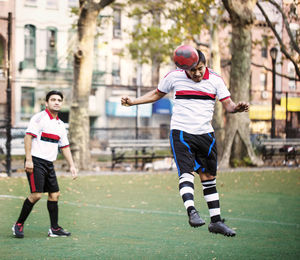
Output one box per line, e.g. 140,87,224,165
1,194,299,228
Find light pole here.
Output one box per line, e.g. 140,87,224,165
270,47,278,138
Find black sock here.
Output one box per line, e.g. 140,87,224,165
17,198,35,224
47,201,59,229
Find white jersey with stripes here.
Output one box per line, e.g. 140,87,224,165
26,109,69,162
157,68,230,135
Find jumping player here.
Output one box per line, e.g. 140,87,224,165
121,49,249,236
12,90,77,238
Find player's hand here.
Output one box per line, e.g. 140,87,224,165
25,159,34,173
234,102,249,113
70,166,78,180
121,96,134,107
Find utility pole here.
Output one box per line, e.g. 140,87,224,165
1,12,12,176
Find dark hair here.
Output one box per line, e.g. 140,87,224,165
196,49,206,65
46,90,64,101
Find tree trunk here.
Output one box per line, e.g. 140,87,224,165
211,23,224,157
220,0,263,168
69,0,114,170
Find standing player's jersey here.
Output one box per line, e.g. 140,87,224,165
26,109,69,162
157,68,230,135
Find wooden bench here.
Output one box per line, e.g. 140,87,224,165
108,139,172,170
259,138,300,166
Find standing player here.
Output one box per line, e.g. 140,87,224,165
121,48,249,237
12,90,77,238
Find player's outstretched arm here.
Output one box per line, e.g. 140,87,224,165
121,89,166,107
61,146,78,179
221,98,249,113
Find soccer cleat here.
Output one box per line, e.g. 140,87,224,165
48,227,71,237
12,223,24,238
208,221,236,237
188,209,205,227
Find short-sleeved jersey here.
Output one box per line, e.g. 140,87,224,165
26,109,69,162
158,68,230,135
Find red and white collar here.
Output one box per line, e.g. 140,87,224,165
185,67,210,80
45,109,59,120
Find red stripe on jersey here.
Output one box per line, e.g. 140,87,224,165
29,172,36,192
156,88,167,94
219,96,230,102
176,90,216,99
26,132,37,138
41,132,60,140
60,144,70,149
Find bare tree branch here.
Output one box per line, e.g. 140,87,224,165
251,62,300,81
267,0,300,54
256,2,300,80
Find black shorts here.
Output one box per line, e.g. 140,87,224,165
170,129,217,177
26,156,59,193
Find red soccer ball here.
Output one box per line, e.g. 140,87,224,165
173,45,199,70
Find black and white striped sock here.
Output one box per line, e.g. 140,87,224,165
179,173,195,214
202,178,221,223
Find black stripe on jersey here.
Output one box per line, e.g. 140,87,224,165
179,181,194,190
175,95,215,100
41,136,59,143
207,200,220,209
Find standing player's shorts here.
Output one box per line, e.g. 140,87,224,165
170,129,217,176
26,156,59,193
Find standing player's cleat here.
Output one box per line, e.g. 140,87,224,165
48,227,71,237
208,221,236,237
12,223,24,238
188,209,205,227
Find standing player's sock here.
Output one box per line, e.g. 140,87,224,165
47,200,59,229
179,173,195,214
17,198,35,224
202,178,221,223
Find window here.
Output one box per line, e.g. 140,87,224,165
288,62,296,90
0,37,5,77
24,25,36,67
68,0,78,7
112,56,120,85
24,0,37,6
21,87,35,120
260,72,267,91
113,8,121,38
261,35,268,58
46,27,58,70
46,0,58,9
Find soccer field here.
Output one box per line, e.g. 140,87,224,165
0,169,299,259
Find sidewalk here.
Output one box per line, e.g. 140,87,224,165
5,165,299,178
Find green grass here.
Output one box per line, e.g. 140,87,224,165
0,169,299,259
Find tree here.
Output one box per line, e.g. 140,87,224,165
257,0,300,80
220,0,263,168
69,0,115,170
127,0,178,86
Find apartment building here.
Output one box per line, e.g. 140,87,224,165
1,0,298,137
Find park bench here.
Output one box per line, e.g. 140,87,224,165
108,139,173,170
259,138,300,166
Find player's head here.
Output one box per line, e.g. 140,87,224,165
45,90,64,113
46,90,64,102
196,50,206,65
186,50,206,83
